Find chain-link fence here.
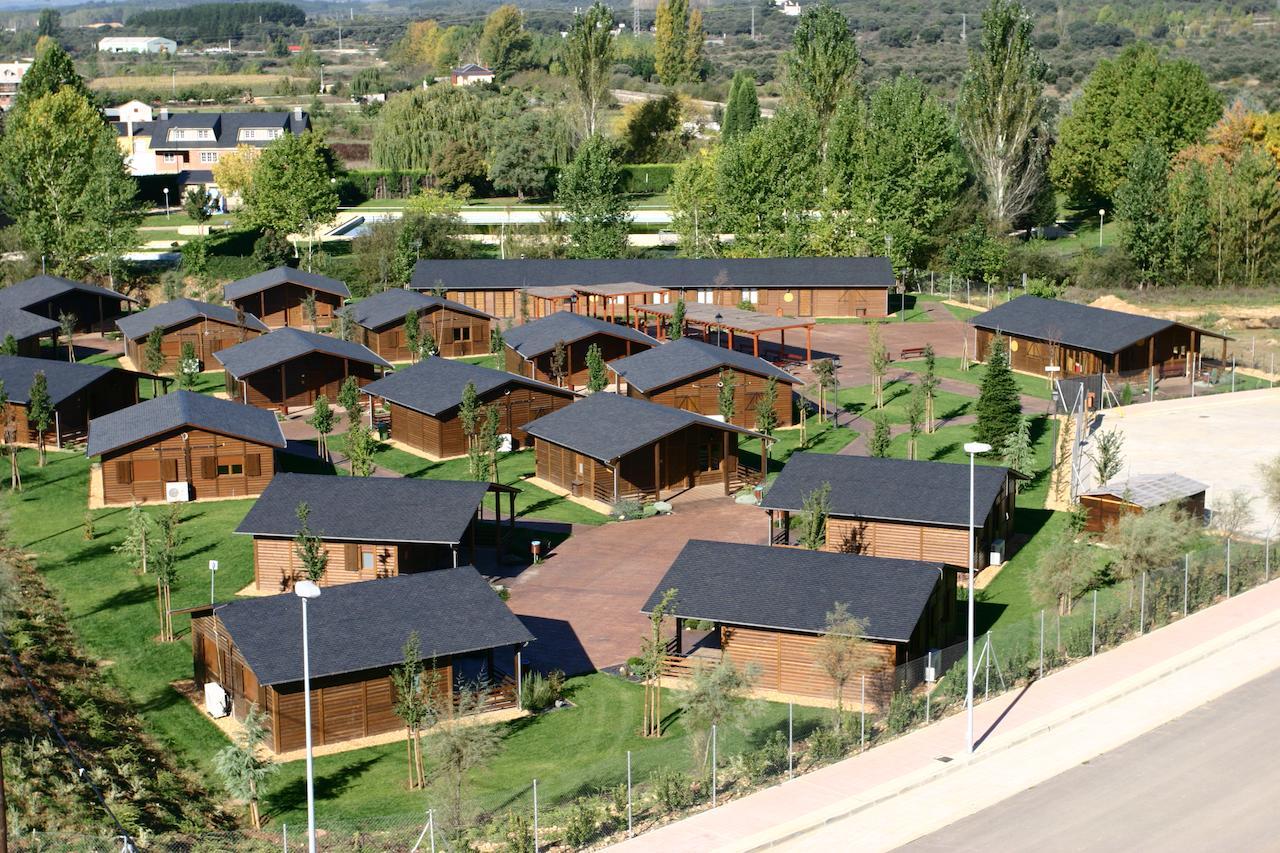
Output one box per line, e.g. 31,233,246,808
12,538,1274,852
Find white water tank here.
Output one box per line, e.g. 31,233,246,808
204,681,229,718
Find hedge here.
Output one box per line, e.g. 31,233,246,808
337,163,677,205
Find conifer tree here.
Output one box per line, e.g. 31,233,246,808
721,71,760,139
974,335,1022,451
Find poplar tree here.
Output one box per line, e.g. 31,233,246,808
404,309,421,362
57,312,76,362
307,395,335,461
717,369,736,422
585,342,608,392
654,0,703,87
721,71,760,140
920,344,940,433
557,135,629,259
563,2,615,138
144,326,166,376
667,299,687,340
27,371,52,467
293,502,328,582
783,2,859,123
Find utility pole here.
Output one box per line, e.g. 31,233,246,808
338,24,342,50
633,4,640,34
961,12,967,41
751,6,755,40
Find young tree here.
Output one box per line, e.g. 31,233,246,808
920,344,940,433
1088,428,1125,486
667,299,687,340
210,145,259,208
549,341,568,387
868,325,889,409
176,341,200,390
654,0,703,87
431,686,501,837
974,336,1021,451
390,632,439,790
1258,453,1280,536
641,588,678,737
302,291,318,332
114,502,154,575
956,0,1048,231
556,135,629,259
478,4,529,79
721,71,760,140
756,376,779,458
1000,415,1034,484
0,381,19,491
307,395,335,461
680,658,758,774
1212,489,1256,551
212,704,277,829
717,369,736,422
27,371,52,467
869,412,891,458
153,503,183,642
183,187,214,236
585,342,608,393
336,306,355,342
57,312,76,362
797,482,831,550
562,2,615,139
811,358,837,423
242,132,339,267
346,423,378,477
459,381,481,453
338,375,362,427
404,309,421,363
420,326,437,359
905,383,925,461
143,326,166,376
816,602,870,735
489,324,506,356
1114,140,1172,286
1030,528,1095,615
0,334,17,356
292,502,329,584
783,2,859,124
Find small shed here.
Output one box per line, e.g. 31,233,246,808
1079,473,1208,534
191,568,534,753
642,540,948,709
0,274,138,334
361,357,577,459
0,355,143,447
117,297,269,371
349,289,494,361
502,311,657,388
523,392,767,505
223,267,350,330
86,391,286,505
609,337,800,428
214,327,391,413
235,473,495,591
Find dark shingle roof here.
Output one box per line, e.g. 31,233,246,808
0,355,118,406
234,473,489,543
760,453,1011,528
214,328,390,378
0,308,59,341
970,295,1173,355
503,311,657,359
609,337,799,392
85,390,286,457
453,63,493,76
223,266,350,301
523,392,761,462
148,110,308,151
215,568,533,685
0,275,140,310
641,540,941,643
361,357,573,417
116,298,269,341
411,257,896,291
349,289,493,330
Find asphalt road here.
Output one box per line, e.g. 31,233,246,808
895,667,1280,853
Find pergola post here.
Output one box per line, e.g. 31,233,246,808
674,617,684,655
653,441,662,501
780,329,786,360
1147,336,1155,388
727,329,735,352
1188,329,1197,379
721,430,730,495
805,327,813,363
753,334,760,357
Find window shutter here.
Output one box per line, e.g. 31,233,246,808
163,458,179,482
115,460,133,484
343,542,359,571
245,454,261,477
201,456,217,479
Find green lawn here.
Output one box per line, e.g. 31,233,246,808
914,293,982,321
737,419,859,477
835,378,977,425
142,212,235,228
892,356,1055,400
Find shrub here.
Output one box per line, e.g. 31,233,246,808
520,670,565,713
882,690,926,737
730,730,788,784
1121,383,1134,406
252,229,294,268
179,237,210,277
649,767,694,812
610,498,646,520
501,809,534,853
562,799,600,848
805,726,849,765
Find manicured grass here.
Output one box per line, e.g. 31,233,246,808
142,212,235,228
737,419,859,476
893,356,1054,400
913,293,982,321
262,673,827,824
458,353,500,370
835,379,976,425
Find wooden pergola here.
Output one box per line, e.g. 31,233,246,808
632,302,815,363
573,282,671,324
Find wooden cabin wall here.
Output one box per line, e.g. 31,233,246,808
99,427,275,505
524,334,653,387
231,285,342,329
721,625,898,709
361,308,491,361
4,372,137,447
253,537,401,592
388,385,573,459
445,289,516,319
127,316,261,370
192,612,268,727
448,287,889,321
629,367,794,428
236,354,379,412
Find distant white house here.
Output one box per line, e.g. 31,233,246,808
98,36,177,54
450,63,495,86
776,0,802,16
105,99,153,124
0,61,31,110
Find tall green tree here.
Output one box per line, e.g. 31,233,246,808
956,0,1048,232
654,0,703,87
243,131,339,267
390,632,438,790
27,371,52,467
153,503,183,642
562,2,615,138
755,376,779,453
346,423,378,477
1000,415,1034,485
783,2,859,125
293,502,328,582
338,375,362,425
1050,42,1222,207
670,149,721,258
176,341,200,390
307,395,335,461
869,413,891,457
1114,140,1172,286
816,602,870,735
920,343,940,433
477,4,530,80
144,326,166,376
974,335,1022,451
721,71,760,140
556,135,629,259
667,299,687,339
717,368,736,422
36,9,60,38
11,38,87,116
797,482,831,550
585,342,608,392
212,704,277,829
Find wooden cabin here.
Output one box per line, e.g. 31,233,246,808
411,257,894,321
523,392,766,505
0,308,58,357
761,453,1019,588
86,390,286,505
118,298,269,371
502,311,657,388
0,274,138,333
215,327,391,414
0,355,143,447
971,296,1230,384
350,289,494,361
1079,473,1207,534
235,472,492,592
610,337,799,428
643,540,949,709
361,357,577,460
191,568,533,753
223,267,350,330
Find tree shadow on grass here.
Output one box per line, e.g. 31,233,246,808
262,756,382,821
929,442,960,461
84,582,154,617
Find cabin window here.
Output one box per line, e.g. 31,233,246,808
452,326,472,342
162,153,178,164
216,461,244,476
741,288,759,304
361,549,376,571
696,289,715,304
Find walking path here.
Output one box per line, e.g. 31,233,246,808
608,577,1280,852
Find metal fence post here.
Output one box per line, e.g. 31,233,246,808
1227,539,1232,598
1091,590,1097,656
626,750,633,837
532,779,539,853
282,823,287,853
925,686,931,724
1139,571,1147,634
429,809,435,853
1267,533,1272,583
787,702,794,780
860,674,866,752
1039,609,1045,679
1184,554,1190,616
711,724,718,807
984,633,991,700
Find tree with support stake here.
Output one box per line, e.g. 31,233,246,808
0,380,20,491
550,340,568,387
404,309,421,362
143,326,166,377
153,503,183,642
921,343,940,433
293,502,328,582
307,395,335,461
869,325,889,409
391,632,440,790
114,502,153,575
816,602,870,738
585,342,608,392
717,368,736,423
797,482,830,550
27,371,52,467
641,588,677,737
58,311,76,362
212,703,277,829
755,376,778,462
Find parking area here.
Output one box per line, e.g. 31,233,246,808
1092,388,1280,533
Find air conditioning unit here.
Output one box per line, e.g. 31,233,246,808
165,481,191,503
498,433,513,453
204,681,229,718
989,538,1006,566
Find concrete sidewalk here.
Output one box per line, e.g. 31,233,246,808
608,578,1280,852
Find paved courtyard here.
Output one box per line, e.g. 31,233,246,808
1091,387,1280,533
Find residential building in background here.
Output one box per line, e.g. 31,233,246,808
0,60,30,110
450,63,495,86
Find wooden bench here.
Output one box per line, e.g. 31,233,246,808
899,346,927,361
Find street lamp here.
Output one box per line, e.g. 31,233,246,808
962,441,991,755
163,187,170,219
714,312,723,348
1098,208,1106,248
295,579,322,853
1044,364,1061,396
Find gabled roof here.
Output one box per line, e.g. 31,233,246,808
970,296,1175,355
235,472,489,544
642,540,942,643
148,110,309,151
223,266,350,302
0,275,139,311
0,355,121,406
453,63,493,76
410,257,896,291
361,357,574,417
214,328,390,378
1080,473,1207,508
760,453,1013,528
116,297,269,341
522,392,763,463
85,390,286,457
503,311,657,359
215,568,534,686
609,337,799,392
349,288,493,331
0,307,59,341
